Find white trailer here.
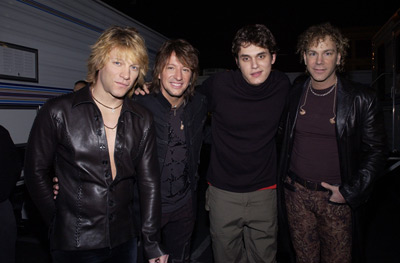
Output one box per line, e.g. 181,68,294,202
0,0,168,144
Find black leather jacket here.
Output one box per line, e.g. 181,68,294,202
279,76,388,209
24,87,164,258
134,92,207,207
277,76,388,263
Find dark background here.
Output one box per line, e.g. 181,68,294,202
101,0,399,72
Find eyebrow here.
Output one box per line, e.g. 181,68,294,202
240,51,267,58
307,48,336,52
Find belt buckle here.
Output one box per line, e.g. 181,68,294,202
305,180,318,191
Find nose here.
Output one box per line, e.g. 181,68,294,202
316,54,323,64
174,69,183,80
251,58,259,69
120,66,130,80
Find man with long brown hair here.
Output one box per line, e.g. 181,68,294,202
134,38,207,263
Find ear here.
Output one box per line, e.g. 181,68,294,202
235,57,240,68
271,54,276,65
336,53,341,65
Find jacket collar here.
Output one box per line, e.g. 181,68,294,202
72,85,145,119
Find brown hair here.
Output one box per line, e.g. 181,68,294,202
231,24,278,58
296,22,349,72
150,39,199,99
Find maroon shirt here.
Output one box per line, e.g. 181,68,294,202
290,85,341,184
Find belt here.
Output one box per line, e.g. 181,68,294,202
287,170,328,192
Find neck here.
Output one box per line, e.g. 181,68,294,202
168,97,185,109
311,77,337,90
92,85,123,108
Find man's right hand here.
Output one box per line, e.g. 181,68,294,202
53,177,59,200
134,82,151,96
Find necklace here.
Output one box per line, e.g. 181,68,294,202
103,122,118,130
91,89,120,129
310,83,336,97
299,78,338,124
171,99,186,116
92,90,123,113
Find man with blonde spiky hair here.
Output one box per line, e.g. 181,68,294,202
24,25,167,263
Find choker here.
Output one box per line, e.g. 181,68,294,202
92,89,123,113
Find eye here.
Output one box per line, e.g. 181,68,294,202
183,67,191,73
131,65,139,71
242,57,249,62
258,54,266,59
113,61,121,65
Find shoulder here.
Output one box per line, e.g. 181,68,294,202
339,77,376,99
190,91,207,105
203,70,236,85
39,92,75,115
270,70,290,83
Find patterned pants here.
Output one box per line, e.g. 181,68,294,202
284,179,352,263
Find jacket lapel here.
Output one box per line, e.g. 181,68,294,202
336,79,353,138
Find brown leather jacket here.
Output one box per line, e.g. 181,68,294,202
24,87,164,259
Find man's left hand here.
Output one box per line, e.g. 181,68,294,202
149,254,168,263
321,182,346,203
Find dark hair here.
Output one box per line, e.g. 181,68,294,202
296,22,349,72
73,80,87,91
231,24,278,58
74,80,87,86
150,39,199,99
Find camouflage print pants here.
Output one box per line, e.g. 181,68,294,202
284,179,352,263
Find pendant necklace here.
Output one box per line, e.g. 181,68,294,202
92,89,121,129
92,89,123,113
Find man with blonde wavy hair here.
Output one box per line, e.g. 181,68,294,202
25,25,167,263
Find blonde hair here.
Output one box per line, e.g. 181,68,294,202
87,26,149,89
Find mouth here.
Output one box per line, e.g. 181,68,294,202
251,71,262,77
313,68,326,73
170,82,184,89
116,81,130,88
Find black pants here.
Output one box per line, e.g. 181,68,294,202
161,197,195,263
0,200,17,263
52,238,137,263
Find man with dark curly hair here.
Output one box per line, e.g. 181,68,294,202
201,24,291,263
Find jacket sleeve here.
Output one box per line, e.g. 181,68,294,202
136,118,165,259
340,94,389,208
24,104,57,226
